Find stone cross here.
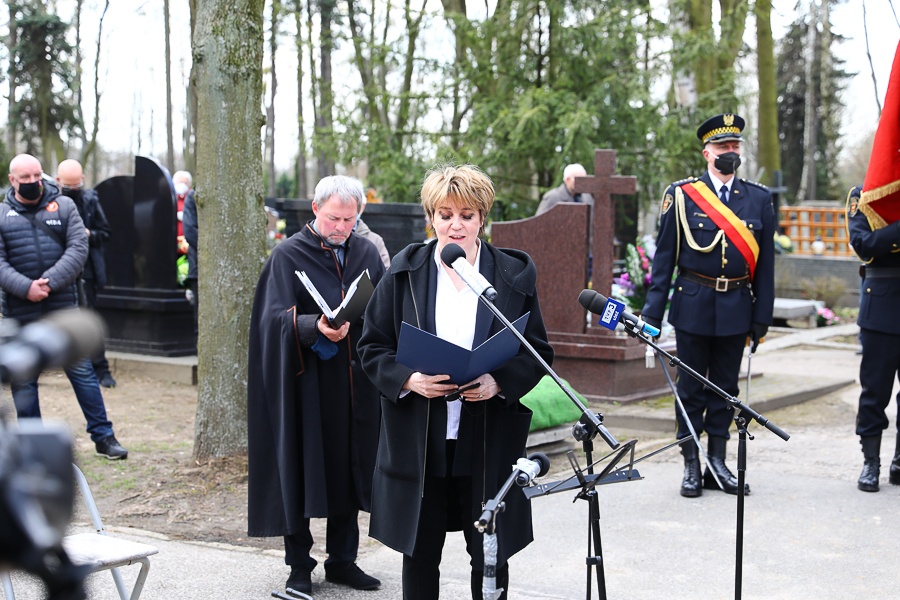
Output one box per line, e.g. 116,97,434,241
572,149,637,297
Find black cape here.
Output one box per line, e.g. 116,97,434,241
247,223,385,537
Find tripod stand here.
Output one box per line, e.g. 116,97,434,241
524,434,642,600
632,323,790,600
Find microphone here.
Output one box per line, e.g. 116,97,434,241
578,289,660,338
0,309,106,384
514,452,550,486
440,243,498,301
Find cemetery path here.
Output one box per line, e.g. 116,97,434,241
11,325,865,567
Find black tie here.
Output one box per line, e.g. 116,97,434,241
719,186,728,205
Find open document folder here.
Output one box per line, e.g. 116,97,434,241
396,312,530,385
295,269,374,328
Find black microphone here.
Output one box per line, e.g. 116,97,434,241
514,452,550,486
0,309,106,384
440,243,498,301
578,289,660,337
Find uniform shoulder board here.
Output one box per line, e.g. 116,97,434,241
672,176,697,187
740,178,770,191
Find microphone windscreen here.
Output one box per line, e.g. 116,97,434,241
42,309,106,360
577,289,597,310
440,243,466,266
527,452,551,477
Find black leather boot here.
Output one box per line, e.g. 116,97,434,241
858,435,881,492
704,436,750,495
680,440,702,498
890,432,900,486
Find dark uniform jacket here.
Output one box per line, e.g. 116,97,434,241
246,223,385,537
847,185,900,335
71,187,111,287
642,172,776,337
182,189,198,280
358,241,552,563
0,181,88,323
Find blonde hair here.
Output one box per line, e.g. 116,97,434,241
420,164,494,235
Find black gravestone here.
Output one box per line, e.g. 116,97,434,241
94,156,195,356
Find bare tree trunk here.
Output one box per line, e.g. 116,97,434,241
184,0,198,173
265,0,279,196
83,0,110,179
293,0,308,198
164,0,176,172
862,0,882,117
755,0,780,187
7,3,18,154
797,0,818,202
192,0,266,459
317,0,336,177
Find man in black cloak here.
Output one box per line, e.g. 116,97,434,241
247,175,386,597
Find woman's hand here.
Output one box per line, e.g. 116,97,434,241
403,372,458,398
318,315,350,343
462,374,500,402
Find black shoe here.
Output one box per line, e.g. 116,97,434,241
286,567,312,597
890,461,900,486
98,372,117,388
705,437,750,495
858,460,880,492
95,435,128,460
325,563,380,591
681,458,703,498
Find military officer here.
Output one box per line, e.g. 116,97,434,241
846,185,900,492
642,113,775,498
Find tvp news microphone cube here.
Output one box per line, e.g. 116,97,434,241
596,297,625,331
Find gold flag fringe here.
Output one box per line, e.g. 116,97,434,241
860,179,900,230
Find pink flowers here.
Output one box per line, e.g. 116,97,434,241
613,242,654,311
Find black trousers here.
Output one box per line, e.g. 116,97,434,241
283,512,359,573
81,279,111,376
674,330,746,440
402,441,509,600
856,328,900,437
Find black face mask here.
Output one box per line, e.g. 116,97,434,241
713,152,742,175
62,187,82,202
17,180,43,201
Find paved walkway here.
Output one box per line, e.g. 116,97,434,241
7,323,900,600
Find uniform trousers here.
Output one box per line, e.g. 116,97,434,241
402,439,509,600
856,328,900,437
674,330,746,439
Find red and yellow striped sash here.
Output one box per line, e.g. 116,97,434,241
681,181,760,280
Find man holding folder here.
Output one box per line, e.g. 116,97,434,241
247,175,386,597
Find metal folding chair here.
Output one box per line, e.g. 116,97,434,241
2,464,159,600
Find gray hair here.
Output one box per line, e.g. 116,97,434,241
313,175,365,212
173,170,193,186
563,163,587,179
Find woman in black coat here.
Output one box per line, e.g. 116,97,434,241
358,164,552,599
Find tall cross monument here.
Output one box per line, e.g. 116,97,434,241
572,149,637,298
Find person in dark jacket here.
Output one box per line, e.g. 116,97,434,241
535,163,594,216
641,114,775,498
358,164,552,600
56,159,116,388
2,154,127,460
846,185,900,492
173,170,198,338
247,175,385,598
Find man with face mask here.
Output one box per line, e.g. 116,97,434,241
55,159,115,388
641,114,775,498
2,154,128,460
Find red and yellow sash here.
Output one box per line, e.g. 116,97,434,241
681,181,760,280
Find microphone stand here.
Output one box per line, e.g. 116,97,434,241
624,323,790,600
469,291,623,599
475,467,523,600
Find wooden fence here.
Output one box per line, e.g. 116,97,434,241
779,206,853,257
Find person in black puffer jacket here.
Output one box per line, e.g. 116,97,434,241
2,154,128,460
56,158,116,388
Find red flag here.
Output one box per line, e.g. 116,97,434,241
861,40,900,229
